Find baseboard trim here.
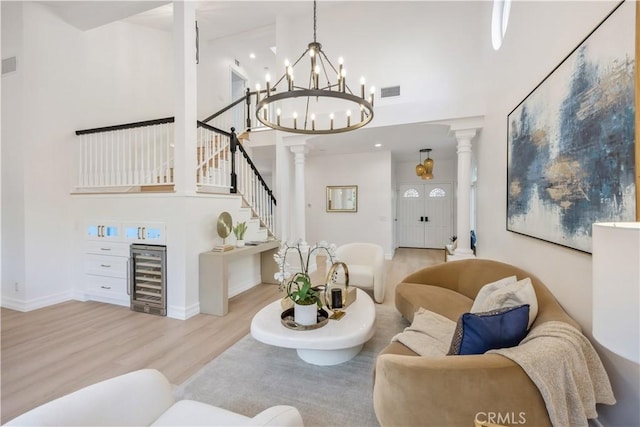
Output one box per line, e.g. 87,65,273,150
167,302,200,320
1,290,75,312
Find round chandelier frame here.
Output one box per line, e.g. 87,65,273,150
255,1,374,135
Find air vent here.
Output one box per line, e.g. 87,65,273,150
2,57,17,75
381,85,400,98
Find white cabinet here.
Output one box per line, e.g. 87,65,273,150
83,241,130,307
123,222,166,244
82,220,166,307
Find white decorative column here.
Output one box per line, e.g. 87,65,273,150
173,1,197,194
454,129,476,255
290,144,308,241
275,132,290,242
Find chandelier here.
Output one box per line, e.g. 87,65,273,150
415,149,434,180
255,1,374,135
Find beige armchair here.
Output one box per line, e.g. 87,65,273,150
335,242,385,303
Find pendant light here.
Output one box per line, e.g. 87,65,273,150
415,148,434,180
255,0,374,134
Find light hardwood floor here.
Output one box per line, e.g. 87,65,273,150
0,248,443,423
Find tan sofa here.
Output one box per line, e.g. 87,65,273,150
373,259,580,427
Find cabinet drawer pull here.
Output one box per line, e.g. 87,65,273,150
100,286,112,290
100,247,111,251
100,264,111,268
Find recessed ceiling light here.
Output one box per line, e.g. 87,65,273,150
249,53,256,59
374,143,382,148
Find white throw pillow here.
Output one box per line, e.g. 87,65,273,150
472,277,538,329
471,276,517,313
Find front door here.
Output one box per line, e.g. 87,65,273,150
397,183,453,248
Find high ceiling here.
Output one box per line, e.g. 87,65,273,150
39,0,464,164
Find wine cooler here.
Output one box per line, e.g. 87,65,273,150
130,244,167,316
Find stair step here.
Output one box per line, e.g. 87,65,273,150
140,184,175,192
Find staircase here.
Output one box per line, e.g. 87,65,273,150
74,90,277,237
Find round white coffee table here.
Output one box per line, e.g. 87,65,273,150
250,288,376,366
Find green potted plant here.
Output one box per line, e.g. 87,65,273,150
286,272,322,326
273,240,337,326
233,221,247,247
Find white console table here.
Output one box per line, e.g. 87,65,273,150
199,241,280,316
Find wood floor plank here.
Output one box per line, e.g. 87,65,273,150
0,248,442,423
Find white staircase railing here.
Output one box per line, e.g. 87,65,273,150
75,118,175,188
75,106,277,237
233,140,277,235
196,122,231,189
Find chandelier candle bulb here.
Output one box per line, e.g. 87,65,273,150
255,83,261,105
287,66,293,91
311,114,316,131
370,86,375,106
340,68,347,92
347,110,351,127
265,74,271,96
360,77,365,98
293,112,298,129
330,113,334,130
277,108,281,126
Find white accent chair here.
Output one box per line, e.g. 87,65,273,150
335,242,385,303
4,369,303,427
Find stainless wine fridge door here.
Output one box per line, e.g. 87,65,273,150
130,244,167,316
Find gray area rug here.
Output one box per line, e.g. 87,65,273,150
175,304,408,427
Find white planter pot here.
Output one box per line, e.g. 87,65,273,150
236,239,245,247
294,302,318,326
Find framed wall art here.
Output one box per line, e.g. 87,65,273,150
506,0,636,253
326,185,358,212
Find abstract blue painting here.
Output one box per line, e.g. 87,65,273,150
507,0,636,253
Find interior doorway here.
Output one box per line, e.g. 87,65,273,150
230,69,247,131
397,182,454,249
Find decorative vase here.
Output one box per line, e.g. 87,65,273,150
236,239,245,247
294,302,317,326
445,244,455,255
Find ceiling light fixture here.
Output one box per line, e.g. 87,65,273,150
255,0,374,135
415,148,434,180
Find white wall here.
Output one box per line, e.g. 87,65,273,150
279,1,486,129
476,1,639,424
1,1,82,308
1,2,175,310
305,151,394,258
1,2,26,302
77,21,174,129
197,31,263,127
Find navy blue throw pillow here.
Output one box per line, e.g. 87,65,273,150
447,304,530,355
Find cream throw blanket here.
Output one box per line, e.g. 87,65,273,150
489,321,616,427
